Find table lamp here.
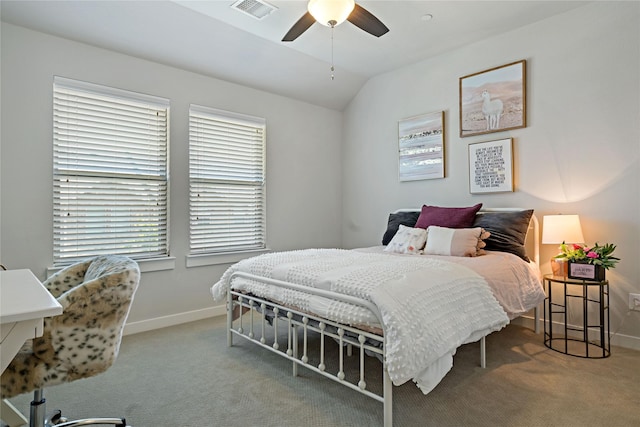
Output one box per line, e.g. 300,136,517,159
542,214,585,276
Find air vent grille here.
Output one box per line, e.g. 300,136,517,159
231,0,277,20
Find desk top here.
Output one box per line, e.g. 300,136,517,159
1,269,63,324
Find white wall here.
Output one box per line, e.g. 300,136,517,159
0,23,343,329
2,2,639,349
342,2,640,347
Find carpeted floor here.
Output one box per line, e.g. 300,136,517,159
5,316,640,427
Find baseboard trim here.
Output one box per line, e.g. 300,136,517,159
123,308,640,351
513,314,640,351
123,306,225,336
611,332,640,351
511,313,539,332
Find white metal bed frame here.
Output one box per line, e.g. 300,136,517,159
225,209,540,427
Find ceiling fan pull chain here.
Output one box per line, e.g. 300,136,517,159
330,21,336,80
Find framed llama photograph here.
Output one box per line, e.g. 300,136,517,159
459,60,526,138
468,138,513,194
398,111,444,181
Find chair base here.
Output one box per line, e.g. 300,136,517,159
29,390,129,427
53,418,128,427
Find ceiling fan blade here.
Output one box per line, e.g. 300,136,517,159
347,4,389,37
282,12,316,42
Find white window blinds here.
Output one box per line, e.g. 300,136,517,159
189,105,266,254
53,77,169,264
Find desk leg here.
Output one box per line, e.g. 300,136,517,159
1,320,42,373
1,399,28,427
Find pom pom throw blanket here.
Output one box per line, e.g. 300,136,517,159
212,249,509,393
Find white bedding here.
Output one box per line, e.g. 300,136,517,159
211,248,544,394
359,246,545,319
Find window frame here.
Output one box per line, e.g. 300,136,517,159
187,104,267,266
52,76,171,268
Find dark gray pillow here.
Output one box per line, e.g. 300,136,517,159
472,210,534,261
382,211,420,245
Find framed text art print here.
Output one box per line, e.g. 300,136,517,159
459,60,526,138
398,111,444,182
468,138,513,194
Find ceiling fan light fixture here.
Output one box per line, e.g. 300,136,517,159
307,0,355,27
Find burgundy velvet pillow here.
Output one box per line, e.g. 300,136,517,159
414,203,483,229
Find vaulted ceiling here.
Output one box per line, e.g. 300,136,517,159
0,1,589,110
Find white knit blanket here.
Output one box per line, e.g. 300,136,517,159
211,249,509,392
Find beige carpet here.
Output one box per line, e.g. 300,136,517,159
6,316,640,427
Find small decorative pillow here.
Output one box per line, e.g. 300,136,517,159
424,226,489,257
384,224,428,254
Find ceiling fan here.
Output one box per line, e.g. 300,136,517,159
282,0,389,42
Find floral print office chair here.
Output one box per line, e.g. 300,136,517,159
1,255,140,427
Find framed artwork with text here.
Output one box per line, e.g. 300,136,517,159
468,138,513,194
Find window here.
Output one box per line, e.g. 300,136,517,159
189,104,266,255
53,77,169,265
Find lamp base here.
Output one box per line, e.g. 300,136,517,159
550,258,568,277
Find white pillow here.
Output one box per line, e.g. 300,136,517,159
424,226,489,257
384,224,428,254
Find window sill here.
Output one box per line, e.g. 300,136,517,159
186,249,270,268
137,256,176,273
47,256,176,276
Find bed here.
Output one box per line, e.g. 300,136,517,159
210,206,545,427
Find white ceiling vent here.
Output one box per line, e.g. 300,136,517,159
230,0,277,20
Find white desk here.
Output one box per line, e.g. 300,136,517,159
1,269,63,426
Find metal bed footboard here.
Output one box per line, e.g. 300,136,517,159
227,271,393,426
226,271,487,427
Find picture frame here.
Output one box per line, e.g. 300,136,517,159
568,262,606,282
398,111,444,182
459,60,526,138
468,138,513,194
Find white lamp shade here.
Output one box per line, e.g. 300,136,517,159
308,0,355,27
542,214,585,244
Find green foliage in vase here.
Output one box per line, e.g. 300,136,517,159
554,242,620,270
